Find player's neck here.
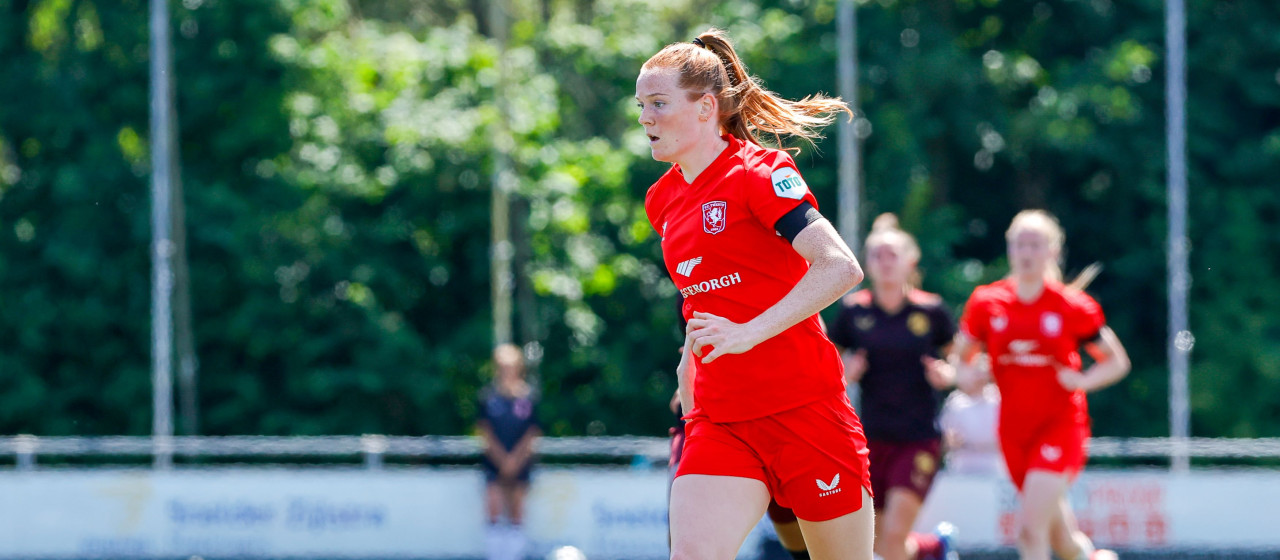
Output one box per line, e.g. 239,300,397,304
872,282,908,314
677,134,730,184
499,378,530,399
1014,276,1046,303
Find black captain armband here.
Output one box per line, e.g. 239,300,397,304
774,201,824,243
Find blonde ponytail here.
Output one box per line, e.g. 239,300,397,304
1067,262,1103,292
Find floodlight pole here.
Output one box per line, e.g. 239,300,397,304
149,0,176,468
836,0,861,253
489,0,514,346
1166,0,1191,473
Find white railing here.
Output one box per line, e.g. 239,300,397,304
0,435,1276,470
0,434,671,469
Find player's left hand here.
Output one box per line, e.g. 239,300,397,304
686,311,761,364
1055,363,1088,391
922,356,955,390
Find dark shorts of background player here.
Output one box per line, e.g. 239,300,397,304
867,438,942,510
676,391,871,522
481,457,533,485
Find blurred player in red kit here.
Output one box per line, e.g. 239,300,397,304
951,210,1131,560
640,28,872,560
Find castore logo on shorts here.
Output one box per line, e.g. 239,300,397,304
816,474,842,497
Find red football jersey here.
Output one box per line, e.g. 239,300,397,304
959,278,1106,435
645,134,845,423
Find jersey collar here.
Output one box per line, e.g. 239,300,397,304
671,133,744,189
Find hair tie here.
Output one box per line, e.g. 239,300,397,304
691,37,705,48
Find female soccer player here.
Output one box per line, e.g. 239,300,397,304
827,214,957,560
639,28,872,560
477,343,541,560
950,210,1130,560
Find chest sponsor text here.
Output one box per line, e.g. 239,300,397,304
679,272,743,298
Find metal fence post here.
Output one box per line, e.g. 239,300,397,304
362,435,388,470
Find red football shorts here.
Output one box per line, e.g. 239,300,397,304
999,416,1090,490
866,438,942,509
675,392,871,522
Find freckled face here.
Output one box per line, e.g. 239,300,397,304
636,68,709,164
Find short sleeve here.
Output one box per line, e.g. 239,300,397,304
743,151,820,232
828,304,861,350
643,182,664,235
959,290,990,343
1067,291,1106,343
930,304,958,351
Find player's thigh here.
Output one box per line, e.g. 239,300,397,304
1021,469,1070,532
795,486,875,560
767,500,807,551
878,487,923,538
669,474,770,560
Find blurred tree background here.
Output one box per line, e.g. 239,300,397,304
0,0,1276,439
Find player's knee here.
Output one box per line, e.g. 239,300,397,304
1018,524,1051,548
873,535,905,559
670,539,726,560
669,548,713,560
1048,528,1075,551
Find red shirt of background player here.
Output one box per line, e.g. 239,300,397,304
960,278,1105,438
645,133,845,423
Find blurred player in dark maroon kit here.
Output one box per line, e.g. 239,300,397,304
828,214,957,560
640,28,874,560
951,210,1130,560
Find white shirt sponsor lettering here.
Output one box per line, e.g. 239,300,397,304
999,339,1052,367
679,272,744,298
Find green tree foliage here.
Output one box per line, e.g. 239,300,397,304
0,0,1275,438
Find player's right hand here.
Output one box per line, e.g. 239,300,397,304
843,349,868,383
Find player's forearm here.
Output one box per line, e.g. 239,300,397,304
477,425,509,463
510,431,539,464
678,385,695,417
482,440,508,464
744,250,862,345
676,336,696,413
1080,327,1131,392
1079,357,1129,393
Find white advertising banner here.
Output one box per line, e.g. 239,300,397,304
916,469,1280,549
0,468,487,558
0,467,1276,558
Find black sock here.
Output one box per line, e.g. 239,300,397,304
787,549,810,560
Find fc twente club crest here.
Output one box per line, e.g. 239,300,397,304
702,200,727,235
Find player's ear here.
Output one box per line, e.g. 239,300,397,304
699,93,716,122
